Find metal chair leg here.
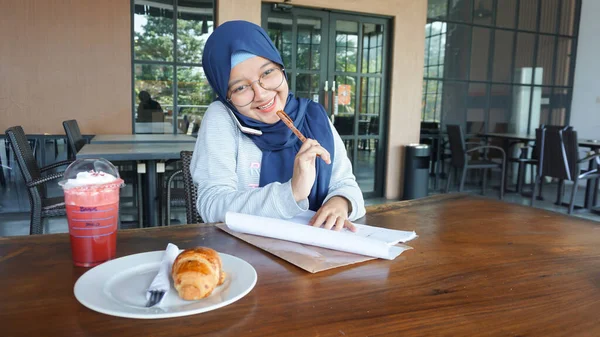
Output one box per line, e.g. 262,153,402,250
0,156,6,187
568,177,579,214
137,172,143,228
516,162,525,193
459,166,468,192
445,167,453,193
157,173,164,227
531,174,539,207
500,160,506,200
482,168,488,195
556,179,565,205
166,175,172,227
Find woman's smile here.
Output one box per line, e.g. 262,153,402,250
254,96,277,113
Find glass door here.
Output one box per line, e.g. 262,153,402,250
262,6,329,107
262,5,390,198
328,14,389,197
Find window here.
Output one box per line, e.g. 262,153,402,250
422,21,446,122
132,0,215,134
422,0,581,134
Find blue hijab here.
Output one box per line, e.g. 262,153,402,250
202,20,334,211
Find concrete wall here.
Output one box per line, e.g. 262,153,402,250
0,0,132,135
570,0,600,140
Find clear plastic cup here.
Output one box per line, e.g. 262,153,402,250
59,159,124,267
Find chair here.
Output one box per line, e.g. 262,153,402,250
4,138,38,181
164,169,185,225
0,165,6,188
531,126,600,214
62,120,87,160
0,148,6,187
333,116,353,149
178,118,188,134
486,122,508,161
165,151,202,225
5,126,72,234
445,124,506,200
511,124,562,194
63,120,143,226
510,139,540,194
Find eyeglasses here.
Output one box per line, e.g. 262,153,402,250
227,67,286,107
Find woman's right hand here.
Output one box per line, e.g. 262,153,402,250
291,139,331,202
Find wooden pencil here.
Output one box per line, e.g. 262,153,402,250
276,110,307,143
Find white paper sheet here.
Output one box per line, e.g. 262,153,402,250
224,210,417,260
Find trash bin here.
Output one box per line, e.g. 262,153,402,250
403,144,431,200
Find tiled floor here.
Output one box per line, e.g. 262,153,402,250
439,171,600,223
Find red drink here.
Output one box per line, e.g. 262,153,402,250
64,180,123,267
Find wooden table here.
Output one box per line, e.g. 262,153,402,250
2,194,600,336
91,134,196,144
77,143,196,227
478,132,535,142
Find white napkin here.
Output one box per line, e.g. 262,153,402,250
146,243,180,306
225,211,417,260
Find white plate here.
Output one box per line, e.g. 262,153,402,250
74,251,257,319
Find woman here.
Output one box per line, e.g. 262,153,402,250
136,91,163,122
191,20,365,231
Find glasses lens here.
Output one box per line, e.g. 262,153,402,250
230,88,254,107
229,68,284,107
260,68,284,90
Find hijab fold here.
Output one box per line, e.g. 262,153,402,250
202,20,334,210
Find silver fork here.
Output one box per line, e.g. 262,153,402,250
146,290,166,307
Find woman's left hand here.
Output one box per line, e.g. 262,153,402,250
308,196,356,232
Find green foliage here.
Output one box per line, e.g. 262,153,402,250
134,14,214,116
422,22,446,122
427,0,448,19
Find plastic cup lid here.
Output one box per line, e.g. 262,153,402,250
58,158,123,189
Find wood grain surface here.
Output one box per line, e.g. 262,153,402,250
2,194,600,336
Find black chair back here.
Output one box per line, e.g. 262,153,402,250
369,116,379,134
62,120,86,159
180,150,202,224
560,128,580,181
535,124,568,163
5,126,45,197
446,124,466,168
333,116,353,136
540,126,574,181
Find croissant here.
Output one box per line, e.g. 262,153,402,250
171,247,225,300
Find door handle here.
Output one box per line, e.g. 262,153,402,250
323,80,329,112
332,81,338,117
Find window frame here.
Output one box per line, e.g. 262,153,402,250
130,0,217,134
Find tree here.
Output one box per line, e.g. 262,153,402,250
134,11,214,119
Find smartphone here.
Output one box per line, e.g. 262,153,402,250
227,107,262,136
